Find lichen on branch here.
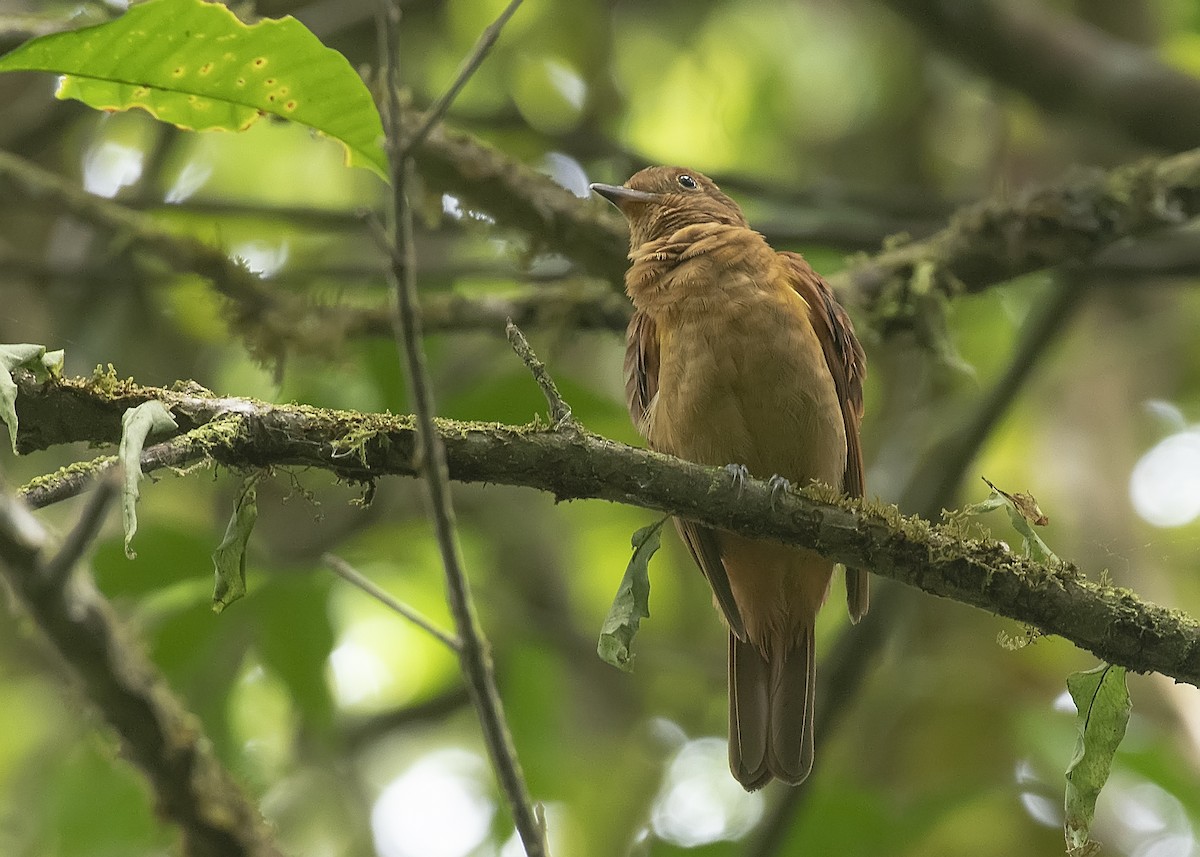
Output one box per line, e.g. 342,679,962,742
13,370,1200,688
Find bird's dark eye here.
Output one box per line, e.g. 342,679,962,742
677,174,698,190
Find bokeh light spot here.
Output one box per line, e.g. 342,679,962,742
1130,430,1200,527
650,737,762,847
371,749,495,857
82,141,144,198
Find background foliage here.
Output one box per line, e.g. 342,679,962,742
2,1,1200,856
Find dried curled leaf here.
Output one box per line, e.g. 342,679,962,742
212,473,262,613
597,517,665,672
966,477,1058,563
983,476,1049,526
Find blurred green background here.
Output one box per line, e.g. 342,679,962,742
3,0,1200,855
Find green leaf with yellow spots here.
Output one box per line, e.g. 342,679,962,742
0,0,386,179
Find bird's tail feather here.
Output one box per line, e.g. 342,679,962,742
729,632,771,790
728,626,816,790
768,624,816,784
846,566,870,624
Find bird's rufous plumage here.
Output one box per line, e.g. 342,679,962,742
591,167,868,789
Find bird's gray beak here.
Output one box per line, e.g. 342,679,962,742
589,183,658,209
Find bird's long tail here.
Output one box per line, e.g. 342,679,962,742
728,625,816,790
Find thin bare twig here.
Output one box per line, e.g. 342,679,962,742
42,469,120,584
401,0,524,156
879,0,1200,151
379,2,547,854
505,320,577,429
324,553,461,651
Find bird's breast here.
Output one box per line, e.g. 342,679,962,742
646,266,847,489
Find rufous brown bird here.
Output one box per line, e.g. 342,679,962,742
591,167,868,790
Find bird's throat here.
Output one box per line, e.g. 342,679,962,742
625,224,775,317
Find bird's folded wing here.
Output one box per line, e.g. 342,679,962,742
625,310,747,640
780,252,870,621
676,519,747,640
623,310,659,429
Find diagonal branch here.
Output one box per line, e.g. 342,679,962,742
6,144,1200,349
878,0,1200,152
900,272,1089,514
324,553,461,651
835,149,1200,316
506,321,576,429
0,487,285,857
0,148,301,363
401,0,524,156
41,468,121,583
12,372,1200,689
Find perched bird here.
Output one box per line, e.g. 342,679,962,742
591,167,868,789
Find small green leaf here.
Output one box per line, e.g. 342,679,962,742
961,493,1007,517
211,473,261,613
0,0,387,179
41,349,64,377
597,517,665,672
119,400,178,558
0,343,53,454
1065,664,1131,855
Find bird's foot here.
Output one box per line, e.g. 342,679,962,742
724,464,750,497
767,475,792,510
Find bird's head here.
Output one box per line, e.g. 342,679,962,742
590,166,748,249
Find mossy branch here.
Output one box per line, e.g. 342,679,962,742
6,141,1200,352
14,371,1200,688
841,149,1200,318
